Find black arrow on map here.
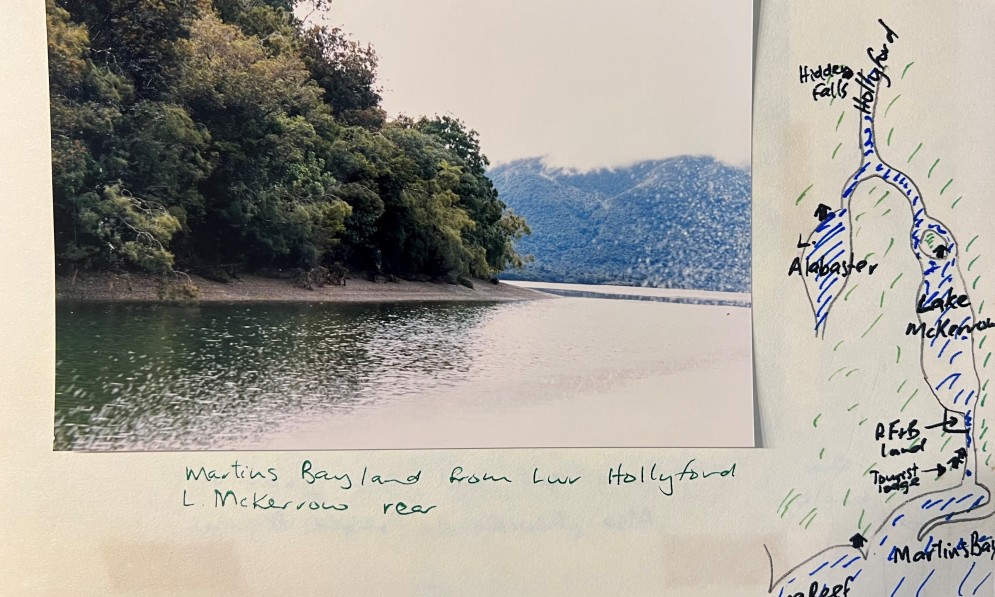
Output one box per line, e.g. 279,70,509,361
924,415,958,430
947,448,969,470
934,245,949,258
924,415,969,434
923,463,948,478
849,533,867,549
814,204,833,221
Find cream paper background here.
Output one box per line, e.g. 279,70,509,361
1,1,993,596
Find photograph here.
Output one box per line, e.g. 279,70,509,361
49,0,754,451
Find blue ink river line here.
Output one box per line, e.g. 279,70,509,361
797,60,987,538
774,19,993,597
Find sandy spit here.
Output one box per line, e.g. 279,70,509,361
55,272,555,303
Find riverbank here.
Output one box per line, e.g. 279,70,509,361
56,272,554,303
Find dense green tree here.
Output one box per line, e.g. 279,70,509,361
298,24,384,128
50,0,183,273
114,101,213,230
172,14,350,267
48,0,529,281
213,0,299,56
416,116,530,274
58,0,205,98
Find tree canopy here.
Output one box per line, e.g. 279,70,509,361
48,0,528,281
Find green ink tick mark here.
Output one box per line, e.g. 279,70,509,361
928,158,940,178
801,509,817,529
795,184,813,206
886,95,902,118
907,141,922,163
901,389,919,413
862,314,883,338
781,493,801,518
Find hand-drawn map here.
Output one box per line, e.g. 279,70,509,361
767,16,994,597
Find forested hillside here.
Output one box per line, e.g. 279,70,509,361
47,0,528,283
490,156,751,292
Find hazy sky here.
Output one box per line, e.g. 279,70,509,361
309,1,752,170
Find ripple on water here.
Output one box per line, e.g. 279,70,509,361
55,301,493,450
55,298,747,450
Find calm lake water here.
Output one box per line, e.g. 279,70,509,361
55,292,753,451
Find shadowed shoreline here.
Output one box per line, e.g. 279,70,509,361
56,272,554,304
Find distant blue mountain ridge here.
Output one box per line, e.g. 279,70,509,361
488,155,752,293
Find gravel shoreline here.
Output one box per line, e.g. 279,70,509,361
56,272,554,304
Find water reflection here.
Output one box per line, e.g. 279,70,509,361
55,302,489,450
